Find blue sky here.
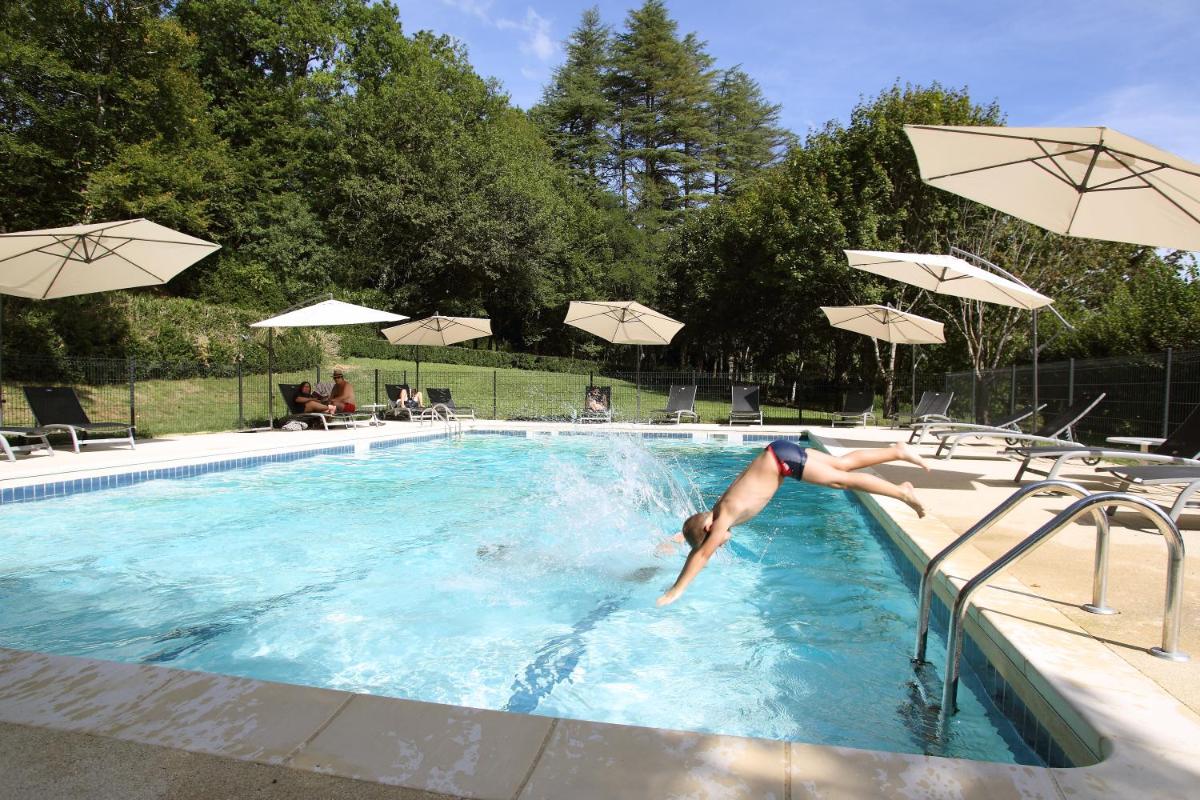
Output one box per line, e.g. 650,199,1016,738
394,0,1200,160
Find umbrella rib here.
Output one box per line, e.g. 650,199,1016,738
1104,152,1200,226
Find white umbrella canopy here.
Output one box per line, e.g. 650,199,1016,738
821,305,945,344
904,125,1200,251
380,315,492,346
844,250,1053,310
0,218,220,299
252,298,406,328
563,300,684,345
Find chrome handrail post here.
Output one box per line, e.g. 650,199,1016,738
914,480,1090,664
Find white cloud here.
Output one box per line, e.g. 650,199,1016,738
1039,84,1200,163
497,8,558,63
436,0,493,23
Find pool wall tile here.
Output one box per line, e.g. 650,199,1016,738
743,433,808,443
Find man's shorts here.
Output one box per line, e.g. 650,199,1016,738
766,439,807,480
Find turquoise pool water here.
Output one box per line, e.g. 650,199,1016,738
0,434,1037,763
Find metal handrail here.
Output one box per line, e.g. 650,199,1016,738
914,480,1109,665
427,403,462,437
940,492,1188,714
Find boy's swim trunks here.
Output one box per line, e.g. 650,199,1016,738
766,439,807,480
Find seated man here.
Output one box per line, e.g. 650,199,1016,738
329,369,356,413
586,387,606,413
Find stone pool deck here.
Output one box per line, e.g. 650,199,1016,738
0,420,1198,799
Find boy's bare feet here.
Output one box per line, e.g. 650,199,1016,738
894,441,931,472
899,481,926,518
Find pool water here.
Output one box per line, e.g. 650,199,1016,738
0,434,1038,763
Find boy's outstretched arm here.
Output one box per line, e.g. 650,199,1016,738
656,521,731,607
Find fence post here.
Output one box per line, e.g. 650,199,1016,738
971,371,978,422
237,357,245,429
374,369,380,406
1068,358,1075,405
1010,365,1016,416
1163,347,1173,438
316,365,321,384
493,370,498,419
128,357,137,432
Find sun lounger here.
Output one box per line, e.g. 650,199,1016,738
830,389,876,427
384,383,429,421
729,384,762,425
22,386,135,453
933,393,1105,459
1,426,53,461
908,404,1045,445
426,388,476,420
278,384,373,429
649,385,699,424
893,390,954,429
576,386,612,423
1011,404,1200,481
1100,464,1200,521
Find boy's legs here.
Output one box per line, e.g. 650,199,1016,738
818,441,928,473
802,447,926,517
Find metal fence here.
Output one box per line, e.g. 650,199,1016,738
941,348,1200,444
6,348,1196,441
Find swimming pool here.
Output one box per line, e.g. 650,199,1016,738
0,433,1038,763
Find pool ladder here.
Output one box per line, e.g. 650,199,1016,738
912,480,1188,715
426,403,463,438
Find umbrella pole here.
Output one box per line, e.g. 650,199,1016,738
268,328,274,427
415,346,420,394
1032,309,1039,428
0,296,4,427
636,344,642,419
911,345,918,424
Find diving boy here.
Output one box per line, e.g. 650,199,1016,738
657,440,928,607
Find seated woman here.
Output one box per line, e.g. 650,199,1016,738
400,386,424,409
293,381,336,415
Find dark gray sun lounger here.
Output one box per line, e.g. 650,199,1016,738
22,386,135,453
934,393,1106,460
1,426,54,461
1100,464,1200,521
576,385,612,423
1011,404,1200,481
649,385,699,424
426,388,476,420
729,384,762,425
830,389,876,427
894,390,954,429
909,404,1045,445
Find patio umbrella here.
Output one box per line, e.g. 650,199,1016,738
251,296,406,425
380,314,493,391
903,125,1200,251
821,304,945,420
564,301,684,417
845,249,1056,421
820,304,945,345
0,218,220,424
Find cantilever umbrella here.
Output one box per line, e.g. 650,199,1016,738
821,304,945,418
0,218,221,424
251,297,406,425
845,249,1057,419
380,314,493,390
903,125,1200,251
564,300,684,418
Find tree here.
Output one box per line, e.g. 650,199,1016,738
710,67,792,196
530,7,613,185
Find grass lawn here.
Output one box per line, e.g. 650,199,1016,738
2,356,832,437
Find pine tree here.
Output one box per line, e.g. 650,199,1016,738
530,7,613,185
711,67,792,196
608,1,715,225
